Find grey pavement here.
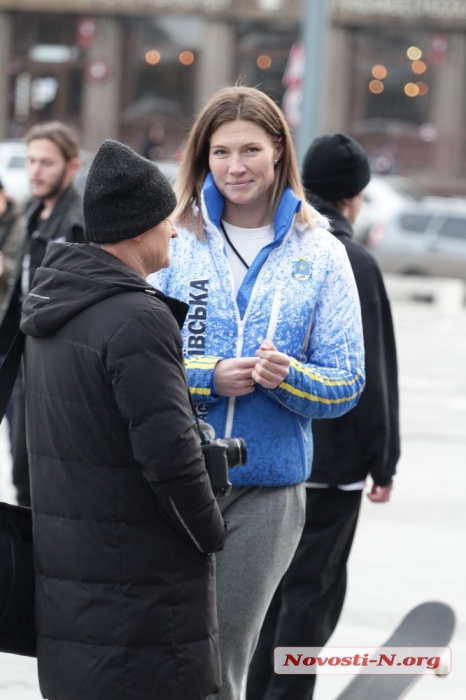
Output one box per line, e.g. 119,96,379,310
314,300,466,700
1,299,465,699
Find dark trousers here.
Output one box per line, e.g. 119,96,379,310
246,486,362,700
12,374,31,507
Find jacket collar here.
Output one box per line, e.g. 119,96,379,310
200,173,303,318
200,172,302,243
27,184,82,240
86,245,189,329
306,192,354,240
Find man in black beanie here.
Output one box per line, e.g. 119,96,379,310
19,139,226,700
247,133,400,700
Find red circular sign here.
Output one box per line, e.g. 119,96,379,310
85,57,111,84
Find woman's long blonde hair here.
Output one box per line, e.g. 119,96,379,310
175,86,318,236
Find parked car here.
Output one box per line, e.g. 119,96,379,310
0,140,95,206
366,201,466,281
151,159,179,184
354,175,420,243
0,141,30,204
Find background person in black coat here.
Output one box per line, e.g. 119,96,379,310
20,140,226,700
0,178,26,449
247,133,400,700
0,121,85,506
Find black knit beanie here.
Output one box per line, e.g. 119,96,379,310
83,139,176,243
302,133,370,201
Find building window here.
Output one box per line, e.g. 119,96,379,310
349,26,435,175
120,15,202,157
234,20,299,107
8,12,84,137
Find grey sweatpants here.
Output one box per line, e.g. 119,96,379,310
206,484,306,700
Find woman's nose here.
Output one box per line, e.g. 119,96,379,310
228,156,247,174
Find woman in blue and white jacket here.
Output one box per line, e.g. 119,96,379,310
149,86,365,700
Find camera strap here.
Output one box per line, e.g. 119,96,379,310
187,388,209,445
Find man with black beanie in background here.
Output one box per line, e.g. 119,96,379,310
0,121,84,506
247,133,400,700
19,139,226,700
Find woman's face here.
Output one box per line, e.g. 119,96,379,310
209,120,283,211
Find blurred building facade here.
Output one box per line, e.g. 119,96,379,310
0,0,465,193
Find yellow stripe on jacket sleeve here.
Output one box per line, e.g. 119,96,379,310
185,357,221,371
288,357,363,387
189,387,211,395
278,381,364,404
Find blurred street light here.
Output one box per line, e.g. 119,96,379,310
404,82,420,97
257,55,272,69
417,82,429,96
411,60,427,74
369,79,385,94
179,51,194,65
372,64,388,79
145,50,161,65
407,46,423,60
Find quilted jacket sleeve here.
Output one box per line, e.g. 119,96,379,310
269,242,365,418
107,301,226,554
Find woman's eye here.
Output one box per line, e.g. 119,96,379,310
246,147,259,153
213,149,227,156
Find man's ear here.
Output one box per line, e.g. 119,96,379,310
67,157,81,178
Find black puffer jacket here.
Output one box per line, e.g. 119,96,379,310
20,242,226,700
307,195,400,486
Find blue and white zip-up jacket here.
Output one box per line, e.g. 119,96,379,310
149,175,365,487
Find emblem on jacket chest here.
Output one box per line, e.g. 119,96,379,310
292,257,311,282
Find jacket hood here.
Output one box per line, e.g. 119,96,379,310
306,192,354,239
21,242,173,338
